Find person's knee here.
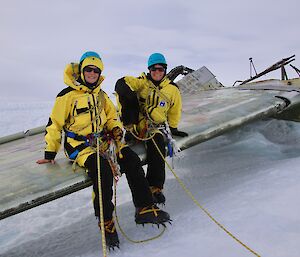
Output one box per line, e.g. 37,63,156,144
85,154,97,179
119,147,143,175
120,147,140,163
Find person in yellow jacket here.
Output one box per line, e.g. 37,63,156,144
37,51,170,250
115,53,188,205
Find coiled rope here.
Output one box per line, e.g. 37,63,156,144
150,137,261,257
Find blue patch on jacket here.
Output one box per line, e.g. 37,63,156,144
159,101,166,107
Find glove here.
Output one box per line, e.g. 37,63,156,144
112,127,123,141
170,127,188,137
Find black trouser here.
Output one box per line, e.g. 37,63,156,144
85,154,114,220
84,147,154,219
145,133,166,189
118,147,153,208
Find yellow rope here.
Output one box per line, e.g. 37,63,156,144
126,126,156,141
151,138,261,257
96,90,107,256
97,138,107,257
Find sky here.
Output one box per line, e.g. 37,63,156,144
1,0,300,102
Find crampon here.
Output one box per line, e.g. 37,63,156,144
135,204,172,227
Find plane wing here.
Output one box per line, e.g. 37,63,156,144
1,66,300,220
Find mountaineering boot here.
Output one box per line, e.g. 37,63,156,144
150,186,166,205
98,219,120,250
135,204,171,226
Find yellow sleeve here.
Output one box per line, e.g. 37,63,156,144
167,87,182,128
103,93,123,131
124,75,145,92
45,93,71,158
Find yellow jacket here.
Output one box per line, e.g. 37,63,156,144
45,63,122,165
119,73,182,132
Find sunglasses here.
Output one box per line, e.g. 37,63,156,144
84,66,101,74
149,67,165,72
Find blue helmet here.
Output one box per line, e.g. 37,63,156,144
79,51,104,73
80,51,101,63
148,53,167,68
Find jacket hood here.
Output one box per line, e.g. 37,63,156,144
64,63,105,93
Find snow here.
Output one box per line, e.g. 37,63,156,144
0,99,53,137
1,102,300,257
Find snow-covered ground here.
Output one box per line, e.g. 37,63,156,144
1,102,300,257
0,99,53,137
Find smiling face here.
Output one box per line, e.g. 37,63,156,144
149,65,166,82
83,65,101,84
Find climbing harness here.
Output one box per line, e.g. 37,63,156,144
127,120,181,168
64,130,116,172
150,138,261,257
126,122,158,141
